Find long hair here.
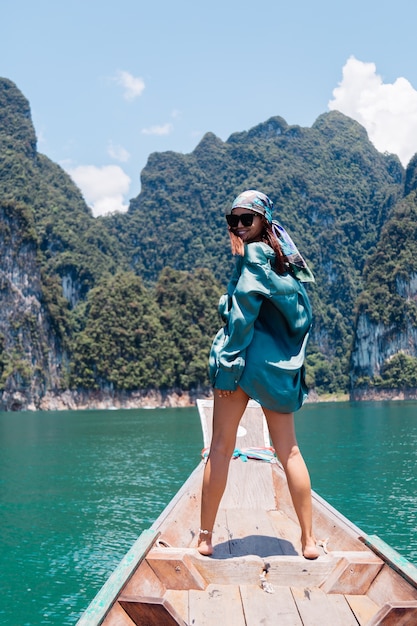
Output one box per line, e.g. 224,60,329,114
228,218,287,275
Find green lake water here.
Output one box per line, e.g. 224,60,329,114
0,401,416,625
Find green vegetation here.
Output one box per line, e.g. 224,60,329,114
355,192,417,328
2,76,417,406
105,111,403,393
70,268,223,391
375,353,417,389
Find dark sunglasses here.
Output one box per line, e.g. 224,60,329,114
226,213,256,228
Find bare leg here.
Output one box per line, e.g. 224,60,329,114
198,387,249,555
263,408,320,559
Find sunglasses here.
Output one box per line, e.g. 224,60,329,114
226,213,257,228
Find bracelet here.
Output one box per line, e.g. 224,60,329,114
199,529,212,535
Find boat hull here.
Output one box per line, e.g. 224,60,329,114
77,400,417,625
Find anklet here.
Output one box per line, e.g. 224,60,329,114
199,529,212,535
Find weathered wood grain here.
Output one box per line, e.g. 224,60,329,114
118,596,187,626
320,551,383,594
366,601,417,625
367,564,417,605
224,507,283,557
189,584,246,626
163,590,189,625
221,461,276,510
240,584,303,626
146,550,206,590
345,594,380,626
120,558,165,598
101,601,136,626
291,586,355,626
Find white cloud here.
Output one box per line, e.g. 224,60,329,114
68,165,131,217
141,122,173,136
116,70,145,101
329,57,417,166
107,141,130,162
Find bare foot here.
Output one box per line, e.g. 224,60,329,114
197,531,213,556
302,537,320,560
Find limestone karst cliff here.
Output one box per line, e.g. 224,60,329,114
0,78,121,409
2,76,417,409
0,201,62,409
350,180,417,398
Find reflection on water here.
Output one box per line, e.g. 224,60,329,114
0,402,416,625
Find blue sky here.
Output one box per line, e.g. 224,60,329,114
2,0,417,215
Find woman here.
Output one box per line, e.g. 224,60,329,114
198,190,319,560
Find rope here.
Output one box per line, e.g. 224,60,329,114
201,446,276,463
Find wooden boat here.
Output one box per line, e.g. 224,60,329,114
77,399,417,625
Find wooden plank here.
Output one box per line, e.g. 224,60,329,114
345,595,380,626
366,601,417,625
76,528,158,626
367,563,417,605
362,534,417,588
191,554,265,586
118,596,187,626
268,509,303,556
221,461,276,510
101,601,136,625
320,551,383,594
307,493,368,554
189,584,246,625
267,556,336,588
146,550,206,590
154,464,203,548
225,507,285,557
240,584,302,625
326,593,360,625
190,552,336,588
120,558,165,598
163,590,189,625
208,507,231,557
291,586,355,626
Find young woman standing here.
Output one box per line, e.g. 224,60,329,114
198,190,319,560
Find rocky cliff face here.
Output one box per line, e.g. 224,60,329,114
0,78,123,410
0,202,64,410
352,308,417,379
2,76,417,408
350,176,417,397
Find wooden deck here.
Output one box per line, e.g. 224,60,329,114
79,400,417,626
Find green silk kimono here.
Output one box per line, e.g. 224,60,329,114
209,242,312,413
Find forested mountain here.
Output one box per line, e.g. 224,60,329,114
1,76,417,410
351,154,417,397
105,111,404,395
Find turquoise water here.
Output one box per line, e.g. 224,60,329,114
0,401,416,625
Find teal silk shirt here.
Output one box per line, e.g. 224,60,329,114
209,242,312,413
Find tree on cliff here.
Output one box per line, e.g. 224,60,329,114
3,76,417,408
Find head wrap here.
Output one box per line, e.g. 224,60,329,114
228,190,315,283
228,190,273,223
271,220,315,283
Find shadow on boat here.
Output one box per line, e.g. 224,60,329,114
212,534,298,559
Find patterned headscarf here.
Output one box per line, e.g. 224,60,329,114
229,190,274,223
228,190,315,283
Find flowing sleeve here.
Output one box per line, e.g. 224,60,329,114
211,245,272,390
